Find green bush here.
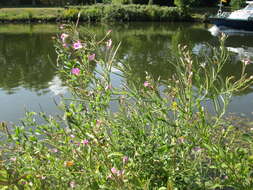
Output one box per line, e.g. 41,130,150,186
174,0,219,8
0,5,190,22
62,8,80,20
67,5,189,22
112,0,133,5
174,0,188,9
230,0,246,10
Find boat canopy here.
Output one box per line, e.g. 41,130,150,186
244,4,253,10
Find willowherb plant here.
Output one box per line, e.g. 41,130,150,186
1,25,253,190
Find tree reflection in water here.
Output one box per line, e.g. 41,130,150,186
1,23,253,121
0,28,57,94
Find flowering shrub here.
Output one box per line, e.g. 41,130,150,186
1,26,253,189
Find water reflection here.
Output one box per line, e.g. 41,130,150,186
0,24,61,122
103,23,215,84
0,32,57,94
209,25,253,59
208,25,253,96
1,23,253,122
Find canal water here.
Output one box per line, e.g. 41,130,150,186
1,23,253,123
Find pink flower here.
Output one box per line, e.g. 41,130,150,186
111,167,117,174
242,58,251,66
41,176,46,180
144,81,150,87
193,147,203,153
96,120,102,126
123,156,128,164
177,136,185,144
10,157,17,162
107,174,113,179
70,134,75,138
71,68,80,75
73,41,83,50
51,148,58,153
107,30,112,35
60,33,69,43
82,139,89,145
60,24,65,30
76,142,80,147
117,169,125,176
88,53,96,61
106,39,112,48
105,85,112,90
70,181,76,188
63,43,68,48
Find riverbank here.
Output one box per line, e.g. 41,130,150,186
0,5,211,23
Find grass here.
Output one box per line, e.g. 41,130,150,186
0,7,63,21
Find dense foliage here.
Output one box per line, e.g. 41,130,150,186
0,5,188,22
230,0,246,10
62,5,188,22
0,0,220,7
0,23,253,189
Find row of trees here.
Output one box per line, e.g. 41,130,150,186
0,0,87,6
0,0,245,7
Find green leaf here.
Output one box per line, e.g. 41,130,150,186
241,133,252,143
108,152,123,158
0,169,8,182
158,145,168,153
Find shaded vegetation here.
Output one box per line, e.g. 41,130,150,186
0,0,220,7
0,5,189,22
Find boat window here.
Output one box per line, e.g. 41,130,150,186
244,4,253,10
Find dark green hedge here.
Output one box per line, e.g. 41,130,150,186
62,4,189,22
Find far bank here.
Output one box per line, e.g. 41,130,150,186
0,5,212,23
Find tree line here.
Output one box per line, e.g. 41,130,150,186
0,0,88,6
0,0,245,8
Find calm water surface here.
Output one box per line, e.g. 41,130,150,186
1,23,253,123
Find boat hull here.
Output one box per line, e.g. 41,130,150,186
209,17,253,31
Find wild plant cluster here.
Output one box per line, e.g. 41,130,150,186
0,25,253,190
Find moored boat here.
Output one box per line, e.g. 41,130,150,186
209,1,253,31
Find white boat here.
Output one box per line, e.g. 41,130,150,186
209,1,253,31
